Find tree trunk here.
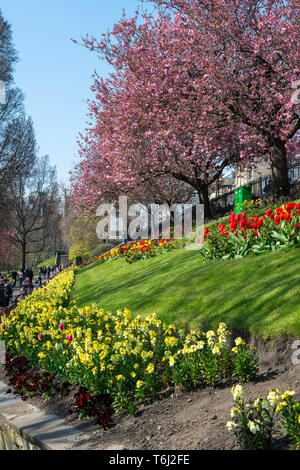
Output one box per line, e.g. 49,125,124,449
270,139,290,200
22,241,26,272
197,185,212,220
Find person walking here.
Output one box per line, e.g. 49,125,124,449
18,270,23,289
11,270,17,288
4,280,13,307
25,267,30,279
28,268,34,284
0,279,6,308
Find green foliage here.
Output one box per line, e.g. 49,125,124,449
279,394,300,449
232,343,259,383
90,243,118,259
227,388,300,450
69,242,91,262
38,256,56,267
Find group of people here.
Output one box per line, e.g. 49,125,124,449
38,264,61,281
0,268,37,310
0,265,63,310
11,267,34,289
0,264,67,312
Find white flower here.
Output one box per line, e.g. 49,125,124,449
212,345,220,355
206,330,215,339
231,385,244,401
226,421,237,431
248,420,260,434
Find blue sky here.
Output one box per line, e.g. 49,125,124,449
1,0,143,184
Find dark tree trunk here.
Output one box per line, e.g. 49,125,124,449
22,241,26,272
197,185,212,220
270,139,290,200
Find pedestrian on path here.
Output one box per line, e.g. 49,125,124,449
0,279,6,307
11,270,17,287
4,279,13,307
18,270,23,289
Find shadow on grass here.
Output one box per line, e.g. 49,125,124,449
72,245,300,335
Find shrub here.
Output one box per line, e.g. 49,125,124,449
231,337,259,383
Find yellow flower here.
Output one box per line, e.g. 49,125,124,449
281,390,295,400
169,356,175,367
276,402,287,413
267,390,281,407
235,337,245,346
146,363,154,374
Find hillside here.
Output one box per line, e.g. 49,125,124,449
72,244,300,337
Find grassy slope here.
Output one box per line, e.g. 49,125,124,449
38,256,56,267
72,244,300,338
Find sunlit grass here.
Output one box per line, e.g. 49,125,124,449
72,244,300,337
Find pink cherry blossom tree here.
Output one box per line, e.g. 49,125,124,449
71,12,242,218
71,0,299,219
149,0,300,197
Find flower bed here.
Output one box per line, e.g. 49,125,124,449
80,238,185,268
201,201,300,260
1,269,258,416
2,350,114,429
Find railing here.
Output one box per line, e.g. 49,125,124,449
210,161,300,216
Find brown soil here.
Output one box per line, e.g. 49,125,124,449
1,334,300,450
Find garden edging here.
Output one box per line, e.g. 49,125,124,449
0,380,90,450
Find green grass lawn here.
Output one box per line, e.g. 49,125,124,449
38,256,56,267
72,244,300,338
